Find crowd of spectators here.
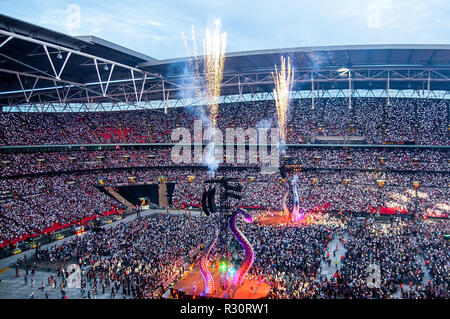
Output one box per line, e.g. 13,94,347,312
0,98,448,146
249,217,449,299
0,97,448,299
1,149,173,177
172,169,449,218
16,213,448,299
0,173,118,244
31,214,211,298
1,166,448,244
1,147,447,177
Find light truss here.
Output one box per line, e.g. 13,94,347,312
2,88,449,113
0,30,158,77
1,66,449,107
0,29,161,107
0,29,449,111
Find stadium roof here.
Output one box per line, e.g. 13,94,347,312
140,44,450,99
0,14,449,111
0,14,156,65
140,44,450,74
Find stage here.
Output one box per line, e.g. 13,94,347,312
257,215,289,226
257,212,322,226
172,265,271,299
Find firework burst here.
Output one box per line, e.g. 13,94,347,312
181,20,227,176
272,56,294,144
203,19,227,128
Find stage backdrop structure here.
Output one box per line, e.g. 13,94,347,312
282,175,303,222
199,177,255,296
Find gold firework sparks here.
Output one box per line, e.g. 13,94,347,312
272,56,294,143
203,19,227,127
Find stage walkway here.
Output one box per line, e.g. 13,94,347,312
319,235,347,279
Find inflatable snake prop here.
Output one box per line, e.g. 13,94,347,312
229,208,254,287
199,224,219,295
282,176,301,222
282,189,290,220
291,176,301,221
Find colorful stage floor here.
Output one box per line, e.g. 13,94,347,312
257,213,320,226
173,265,271,299
257,215,289,226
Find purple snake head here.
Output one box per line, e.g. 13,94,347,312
237,208,252,223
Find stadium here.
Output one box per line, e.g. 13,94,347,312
0,3,448,303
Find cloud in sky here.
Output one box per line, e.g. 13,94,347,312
338,0,444,30
1,0,449,59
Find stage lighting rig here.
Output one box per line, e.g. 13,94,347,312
201,187,218,216
201,188,211,216
224,180,243,201
225,191,243,200
204,177,245,204
207,187,217,213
